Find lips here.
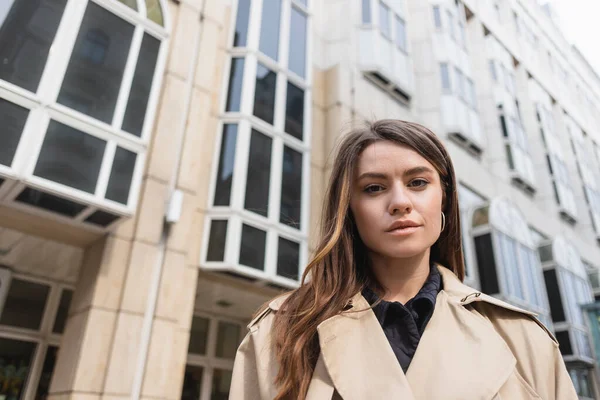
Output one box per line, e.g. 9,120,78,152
386,220,421,232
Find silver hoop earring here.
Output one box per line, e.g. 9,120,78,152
441,212,446,233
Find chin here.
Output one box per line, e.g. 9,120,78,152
378,244,430,260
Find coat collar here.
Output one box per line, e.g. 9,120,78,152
299,264,534,400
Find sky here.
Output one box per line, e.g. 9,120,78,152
548,0,600,76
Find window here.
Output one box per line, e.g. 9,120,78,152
454,67,464,100
447,11,455,40
362,0,372,23
0,275,72,398
379,2,391,40
183,315,244,400
489,60,497,82
206,0,310,287
0,0,168,226
433,5,442,29
233,0,251,46
472,199,550,318
458,185,486,279
395,16,407,51
440,63,451,93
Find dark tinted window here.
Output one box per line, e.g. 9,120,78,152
0,338,36,398
181,365,204,400
244,130,272,217
214,124,238,206
57,3,134,123
253,64,277,124
475,233,499,295
285,82,305,140
35,121,106,193
556,330,572,356
188,316,209,354
0,98,28,167
36,345,59,398
122,33,160,136
225,58,245,112
207,220,228,262
0,0,67,92
239,224,266,270
0,279,50,330
277,237,300,280
52,289,73,333
106,147,137,204
84,210,120,227
280,146,302,229
545,269,565,322
16,188,86,217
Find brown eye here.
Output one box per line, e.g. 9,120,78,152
408,179,429,188
364,184,384,193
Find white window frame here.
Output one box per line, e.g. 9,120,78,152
201,0,312,288
0,272,74,399
185,312,246,400
0,0,170,230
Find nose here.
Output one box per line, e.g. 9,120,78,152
387,183,412,215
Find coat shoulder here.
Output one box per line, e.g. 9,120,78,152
471,295,558,347
247,292,293,331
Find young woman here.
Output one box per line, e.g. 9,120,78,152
229,119,577,399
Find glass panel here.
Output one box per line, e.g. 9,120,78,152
280,146,302,228
181,365,203,400
117,0,137,9
57,3,134,123
440,63,450,93
122,33,160,137
0,338,36,399
285,82,304,140
145,0,164,26
84,210,120,227
253,63,277,125
215,321,241,359
206,220,228,262
378,2,390,39
0,98,28,167
0,278,50,330
106,147,137,204
258,0,282,60
211,369,233,400
239,224,266,270
362,0,371,23
233,0,251,46
288,7,307,78
53,289,73,334
35,345,59,398
225,58,245,112
214,124,238,206
395,16,407,51
433,6,442,28
188,316,210,354
35,121,106,193
0,0,67,92
277,237,300,280
244,130,272,217
16,188,86,217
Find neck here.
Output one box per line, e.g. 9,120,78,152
369,250,431,304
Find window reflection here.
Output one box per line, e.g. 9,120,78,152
239,224,266,270
280,146,302,228
258,0,282,60
244,130,272,216
181,365,204,400
253,64,277,125
277,237,300,280
214,124,238,206
57,3,134,124
122,33,160,137
0,338,36,400
233,0,251,46
106,147,137,204
0,279,50,330
285,82,304,140
0,98,28,167
34,121,106,194
288,8,307,78
0,0,67,92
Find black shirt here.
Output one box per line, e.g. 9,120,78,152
362,265,442,373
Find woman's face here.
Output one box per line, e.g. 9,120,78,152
349,141,445,261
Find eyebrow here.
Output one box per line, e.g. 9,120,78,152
356,166,435,181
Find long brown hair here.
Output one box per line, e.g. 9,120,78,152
271,119,464,399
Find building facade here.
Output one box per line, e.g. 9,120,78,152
1,0,600,398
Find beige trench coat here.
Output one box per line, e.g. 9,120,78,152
229,265,578,399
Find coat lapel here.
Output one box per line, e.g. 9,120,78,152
315,293,416,400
